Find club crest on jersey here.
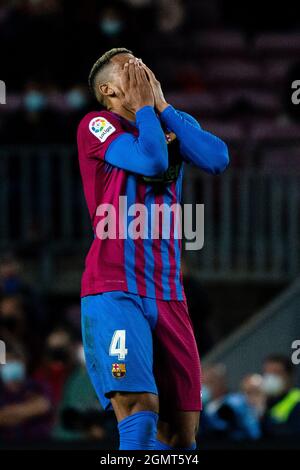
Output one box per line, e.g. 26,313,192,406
112,363,126,378
89,117,116,142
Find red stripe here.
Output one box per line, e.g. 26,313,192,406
152,193,164,299
134,182,147,296
168,182,179,299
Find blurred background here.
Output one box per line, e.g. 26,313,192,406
1,0,300,450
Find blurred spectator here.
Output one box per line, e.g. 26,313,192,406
201,364,261,440
241,374,266,419
262,354,300,437
0,253,45,359
53,343,116,441
0,254,33,300
0,254,22,296
0,294,42,370
157,0,185,34
33,328,76,409
0,295,26,342
18,83,65,143
0,253,45,329
99,5,126,38
64,85,90,141
88,3,134,56
0,344,52,442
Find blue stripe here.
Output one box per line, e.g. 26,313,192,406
160,191,171,300
124,175,138,293
143,188,156,298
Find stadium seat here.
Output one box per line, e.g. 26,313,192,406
251,119,300,141
255,33,300,56
202,59,262,84
165,91,218,114
260,146,300,173
194,30,247,55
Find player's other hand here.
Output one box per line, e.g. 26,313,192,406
139,61,169,114
119,59,154,113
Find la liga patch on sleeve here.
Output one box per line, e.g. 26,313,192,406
89,116,116,142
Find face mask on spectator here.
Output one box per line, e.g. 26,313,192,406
0,361,25,384
76,344,86,365
66,90,87,110
201,384,212,405
100,19,123,36
24,91,46,112
263,374,285,397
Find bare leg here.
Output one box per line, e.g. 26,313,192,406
157,411,200,448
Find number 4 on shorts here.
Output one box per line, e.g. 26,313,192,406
109,330,128,360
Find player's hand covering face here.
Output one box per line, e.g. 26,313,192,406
118,59,154,113
137,59,174,141
138,60,169,113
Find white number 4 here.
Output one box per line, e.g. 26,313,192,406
109,330,128,360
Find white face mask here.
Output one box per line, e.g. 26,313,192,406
263,374,285,397
201,384,212,406
0,361,26,384
76,345,86,366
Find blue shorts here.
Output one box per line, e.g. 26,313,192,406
81,291,201,412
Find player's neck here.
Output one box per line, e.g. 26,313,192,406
108,104,136,123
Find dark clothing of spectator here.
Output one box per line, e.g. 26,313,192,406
34,363,72,408
262,389,300,437
0,379,52,442
201,393,261,441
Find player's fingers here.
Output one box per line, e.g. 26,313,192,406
137,63,150,89
139,66,150,85
120,63,130,92
136,65,150,92
144,67,158,90
135,62,144,86
128,60,136,87
140,62,157,82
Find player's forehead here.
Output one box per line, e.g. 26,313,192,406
111,53,136,69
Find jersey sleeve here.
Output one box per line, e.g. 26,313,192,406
78,107,168,177
77,111,126,160
160,105,229,174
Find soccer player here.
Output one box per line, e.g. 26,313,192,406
77,48,229,450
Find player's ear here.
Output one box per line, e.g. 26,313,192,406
98,83,115,98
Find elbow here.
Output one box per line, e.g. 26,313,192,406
143,141,168,176
210,142,230,175
154,154,169,174
146,157,168,177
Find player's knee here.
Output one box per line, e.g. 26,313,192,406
111,392,159,421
